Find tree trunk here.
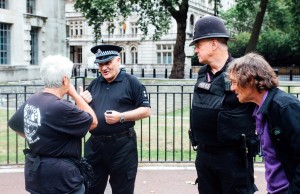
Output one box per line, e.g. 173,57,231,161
169,18,187,79
245,0,269,53
169,1,188,79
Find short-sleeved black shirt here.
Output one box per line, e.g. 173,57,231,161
87,71,150,135
8,92,93,193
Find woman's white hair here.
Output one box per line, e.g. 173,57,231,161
40,55,74,88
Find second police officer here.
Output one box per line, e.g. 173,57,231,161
189,15,259,194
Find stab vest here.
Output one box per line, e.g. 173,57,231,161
190,65,255,146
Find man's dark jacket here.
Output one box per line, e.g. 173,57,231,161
258,88,300,194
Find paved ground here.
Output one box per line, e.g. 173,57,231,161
0,163,267,194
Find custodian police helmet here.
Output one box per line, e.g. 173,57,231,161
189,15,229,46
91,44,122,64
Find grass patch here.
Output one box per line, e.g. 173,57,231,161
0,105,195,164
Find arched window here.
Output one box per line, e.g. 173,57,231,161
190,14,194,26
120,47,126,64
131,47,138,64
189,14,195,34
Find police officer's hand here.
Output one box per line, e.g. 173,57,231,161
79,86,92,103
104,110,120,124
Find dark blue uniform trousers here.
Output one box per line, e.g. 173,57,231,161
84,131,138,194
196,148,257,194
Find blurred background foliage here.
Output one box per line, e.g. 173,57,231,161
222,0,300,67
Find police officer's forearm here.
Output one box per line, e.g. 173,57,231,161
121,107,151,122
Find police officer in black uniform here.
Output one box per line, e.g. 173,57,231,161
80,45,151,194
189,15,258,194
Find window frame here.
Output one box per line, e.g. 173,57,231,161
0,23,11,64
26,0,35,14
130,46,138,64
0,0,7,9
156,44,173,65
30,27,39,65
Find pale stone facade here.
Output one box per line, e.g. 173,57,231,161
0,0,67,82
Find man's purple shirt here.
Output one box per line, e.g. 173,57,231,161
253,91,289,194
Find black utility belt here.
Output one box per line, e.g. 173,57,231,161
92,127,134,140
198,143,240,154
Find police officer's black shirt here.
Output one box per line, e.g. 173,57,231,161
87,71,150,136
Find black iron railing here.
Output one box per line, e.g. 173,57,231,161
0,78,299,165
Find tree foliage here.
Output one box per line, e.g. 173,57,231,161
222,0,300,66
257,30,292,66
228,32,250,57
229,30,293,66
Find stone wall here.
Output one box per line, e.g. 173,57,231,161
0,66,40,82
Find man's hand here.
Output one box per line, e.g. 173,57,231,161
79,86,92,103
67,84,77,98
104,110,121,124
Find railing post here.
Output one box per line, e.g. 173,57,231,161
273,68,279,76
190,69,192,79
131,68,133,75
153,69,156,78
142,68,144,77
165,69,167,78
290,69,293,81
77,65,81,77
73,68,77,77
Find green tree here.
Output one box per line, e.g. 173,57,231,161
228,32,250,58
245,0,269,53
222,0,300,66
286,0,300,63
221,7,254,33
74,0,223,79
221,0,267,52
257,30,291,65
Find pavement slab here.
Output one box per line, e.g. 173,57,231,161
0,164,267,194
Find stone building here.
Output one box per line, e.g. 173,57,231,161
0,0,68,82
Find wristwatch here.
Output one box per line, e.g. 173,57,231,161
120,114,125,123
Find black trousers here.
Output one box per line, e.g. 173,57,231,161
195,148,257,194
84,131,138,194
